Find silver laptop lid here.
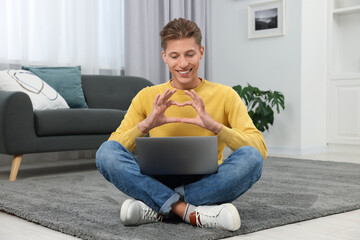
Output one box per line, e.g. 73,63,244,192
135,136,218,175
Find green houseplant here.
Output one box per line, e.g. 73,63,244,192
233,84,285,132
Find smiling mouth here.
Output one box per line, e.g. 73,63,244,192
177,68,192,75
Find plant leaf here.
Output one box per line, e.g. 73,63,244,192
232,83,285,132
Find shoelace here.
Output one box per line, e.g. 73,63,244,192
141,208,163,222
195,210,220,229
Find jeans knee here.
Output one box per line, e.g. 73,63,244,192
95,142,105,172
96,140,136,177
235,146,263,175
95,141,117,172
245,146,263,178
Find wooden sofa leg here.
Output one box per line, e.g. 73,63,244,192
9,155,23,181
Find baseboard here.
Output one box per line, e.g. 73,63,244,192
0,150,96,167
267,146,329,157
328,143,360,154
0,154,12,166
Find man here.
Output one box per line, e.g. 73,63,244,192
96,18,267,231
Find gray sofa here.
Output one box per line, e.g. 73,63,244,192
0,75,153,181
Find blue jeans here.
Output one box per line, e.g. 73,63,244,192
96,140,263,216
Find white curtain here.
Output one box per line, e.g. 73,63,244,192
124,0,212,84
0,0,125,75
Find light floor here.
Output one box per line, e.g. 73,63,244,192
0,151,359,240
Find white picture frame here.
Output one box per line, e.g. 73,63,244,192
248,0,286,39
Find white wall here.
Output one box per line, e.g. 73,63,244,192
300,0,327,152
210,0,328,155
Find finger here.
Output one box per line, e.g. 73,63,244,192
180,117,200,126
164,117,182,123
165,100,181,109
164,88,177,102
177,101,195,107
153,93,161,105
190,90,202,102
190,90,205,108
184,90,195,100
185,90,202,105
167,100,181,107
158,88,171,103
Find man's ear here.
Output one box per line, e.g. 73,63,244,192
200,45,205,60
162,50,168,64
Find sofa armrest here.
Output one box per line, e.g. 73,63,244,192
0,91,37,155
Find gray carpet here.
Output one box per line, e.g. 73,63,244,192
0,157,360,240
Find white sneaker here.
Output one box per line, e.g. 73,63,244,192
189,203,241,231
120,199,163,226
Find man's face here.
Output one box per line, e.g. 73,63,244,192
162,37,204,90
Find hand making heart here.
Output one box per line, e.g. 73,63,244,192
138,88,182,134
137,88,222,134
179,89,222,134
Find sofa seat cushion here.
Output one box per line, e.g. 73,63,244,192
34,109,125,136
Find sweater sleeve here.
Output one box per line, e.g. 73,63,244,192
108,89,147,152
217,88,268,160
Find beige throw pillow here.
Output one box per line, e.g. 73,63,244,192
0,70,69,110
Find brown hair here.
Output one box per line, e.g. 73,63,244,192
160,18,202,50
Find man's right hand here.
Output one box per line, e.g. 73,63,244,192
137,88,180,134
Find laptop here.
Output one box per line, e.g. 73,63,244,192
135,136,218,175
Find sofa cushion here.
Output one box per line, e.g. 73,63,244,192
0,70,69,110
81,75,153,110
34,109,125,136
22,66,88,108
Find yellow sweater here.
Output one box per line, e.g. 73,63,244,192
109,79,267,164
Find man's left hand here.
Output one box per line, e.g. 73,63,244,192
178,90,223,135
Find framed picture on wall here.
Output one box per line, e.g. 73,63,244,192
248,0,286,39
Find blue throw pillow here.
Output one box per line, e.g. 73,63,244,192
22,66,88,108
